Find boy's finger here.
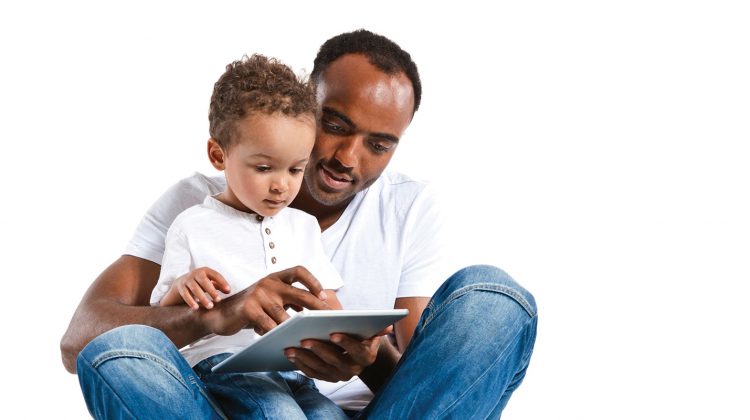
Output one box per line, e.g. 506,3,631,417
178,285,199,310
186,281,213,309
203,267,231,293
195,273,221,302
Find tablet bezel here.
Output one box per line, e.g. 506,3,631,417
211,309,409,373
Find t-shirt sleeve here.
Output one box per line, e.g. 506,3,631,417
149,224,191,306
397,183,462,298
124,174,220,264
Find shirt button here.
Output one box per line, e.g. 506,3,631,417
271,256,277,264
265,228,271,235
269,242,275,249
256,215,264,222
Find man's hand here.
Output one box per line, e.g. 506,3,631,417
283,327,393,383
200,265,332,337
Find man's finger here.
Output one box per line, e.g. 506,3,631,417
277,266,326,300
252,313,278,336
329,333,378,366
286,347,350,382
283,286,331,311
261,300,292,325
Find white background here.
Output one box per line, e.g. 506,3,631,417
1,1,748,418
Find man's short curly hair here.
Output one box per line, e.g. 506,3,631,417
209,54,317,149
311,29,421,114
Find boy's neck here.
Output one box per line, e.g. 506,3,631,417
291,187,352,232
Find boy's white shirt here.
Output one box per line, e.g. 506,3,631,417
126,171,461,410
150,195,344,367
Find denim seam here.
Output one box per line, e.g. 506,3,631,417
80,352,139,420
424,283,536,327
91,350,190,391
190,376,230,420
436,314,536,419
228,375,269,419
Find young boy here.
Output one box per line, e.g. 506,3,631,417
149,54,348,419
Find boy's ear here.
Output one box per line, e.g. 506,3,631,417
207,138,226,170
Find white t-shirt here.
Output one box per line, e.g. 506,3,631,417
125,171,460,410
150,195,344,366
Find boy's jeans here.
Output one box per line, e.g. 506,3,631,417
77,265,538,419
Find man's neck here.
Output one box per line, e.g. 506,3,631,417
291,188,352,232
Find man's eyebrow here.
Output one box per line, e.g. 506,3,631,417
322,106,400,144
322,107,356,128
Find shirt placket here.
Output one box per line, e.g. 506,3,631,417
258,215,277,268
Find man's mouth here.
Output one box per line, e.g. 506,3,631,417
319,165,354,190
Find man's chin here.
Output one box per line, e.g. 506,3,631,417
309,186,353,207
304,179,351,207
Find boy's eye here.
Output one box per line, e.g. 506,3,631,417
255,165,271,172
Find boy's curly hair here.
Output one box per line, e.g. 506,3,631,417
209,54,317,149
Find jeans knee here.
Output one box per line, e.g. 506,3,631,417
439,265,537,317
78,325,173,367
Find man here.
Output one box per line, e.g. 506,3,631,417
61,29,538,418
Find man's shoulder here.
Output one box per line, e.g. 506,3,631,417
171,172,225,196
167,199,216,233
369,171,436,207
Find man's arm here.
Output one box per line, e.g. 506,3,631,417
60,259,332,374
355,296,428,391
60,255,208,373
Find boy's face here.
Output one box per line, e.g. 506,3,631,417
303,54,415,208
210,113,316,217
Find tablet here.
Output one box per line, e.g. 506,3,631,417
211,309,409,373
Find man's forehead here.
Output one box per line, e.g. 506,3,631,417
316,54,414,130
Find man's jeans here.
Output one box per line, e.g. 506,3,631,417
77,265,538,419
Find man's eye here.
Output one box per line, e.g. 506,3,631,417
255,165,271,172
369,141,390,153
323,120,346,134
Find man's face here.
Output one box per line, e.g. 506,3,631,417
303,54,415,207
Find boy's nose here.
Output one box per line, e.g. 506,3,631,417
270,177,288,194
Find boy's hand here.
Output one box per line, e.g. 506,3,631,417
170,267,231,310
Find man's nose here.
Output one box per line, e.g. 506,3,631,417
332,136,361,169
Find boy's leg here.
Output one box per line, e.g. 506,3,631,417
194,358,346,420
77,325,226,420
360,265,538,419
279,371,349,420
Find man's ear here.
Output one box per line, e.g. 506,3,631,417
207,138,226,170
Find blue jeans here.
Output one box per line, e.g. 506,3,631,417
77,265,537,419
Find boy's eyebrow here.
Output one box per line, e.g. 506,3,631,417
322,107,400,144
